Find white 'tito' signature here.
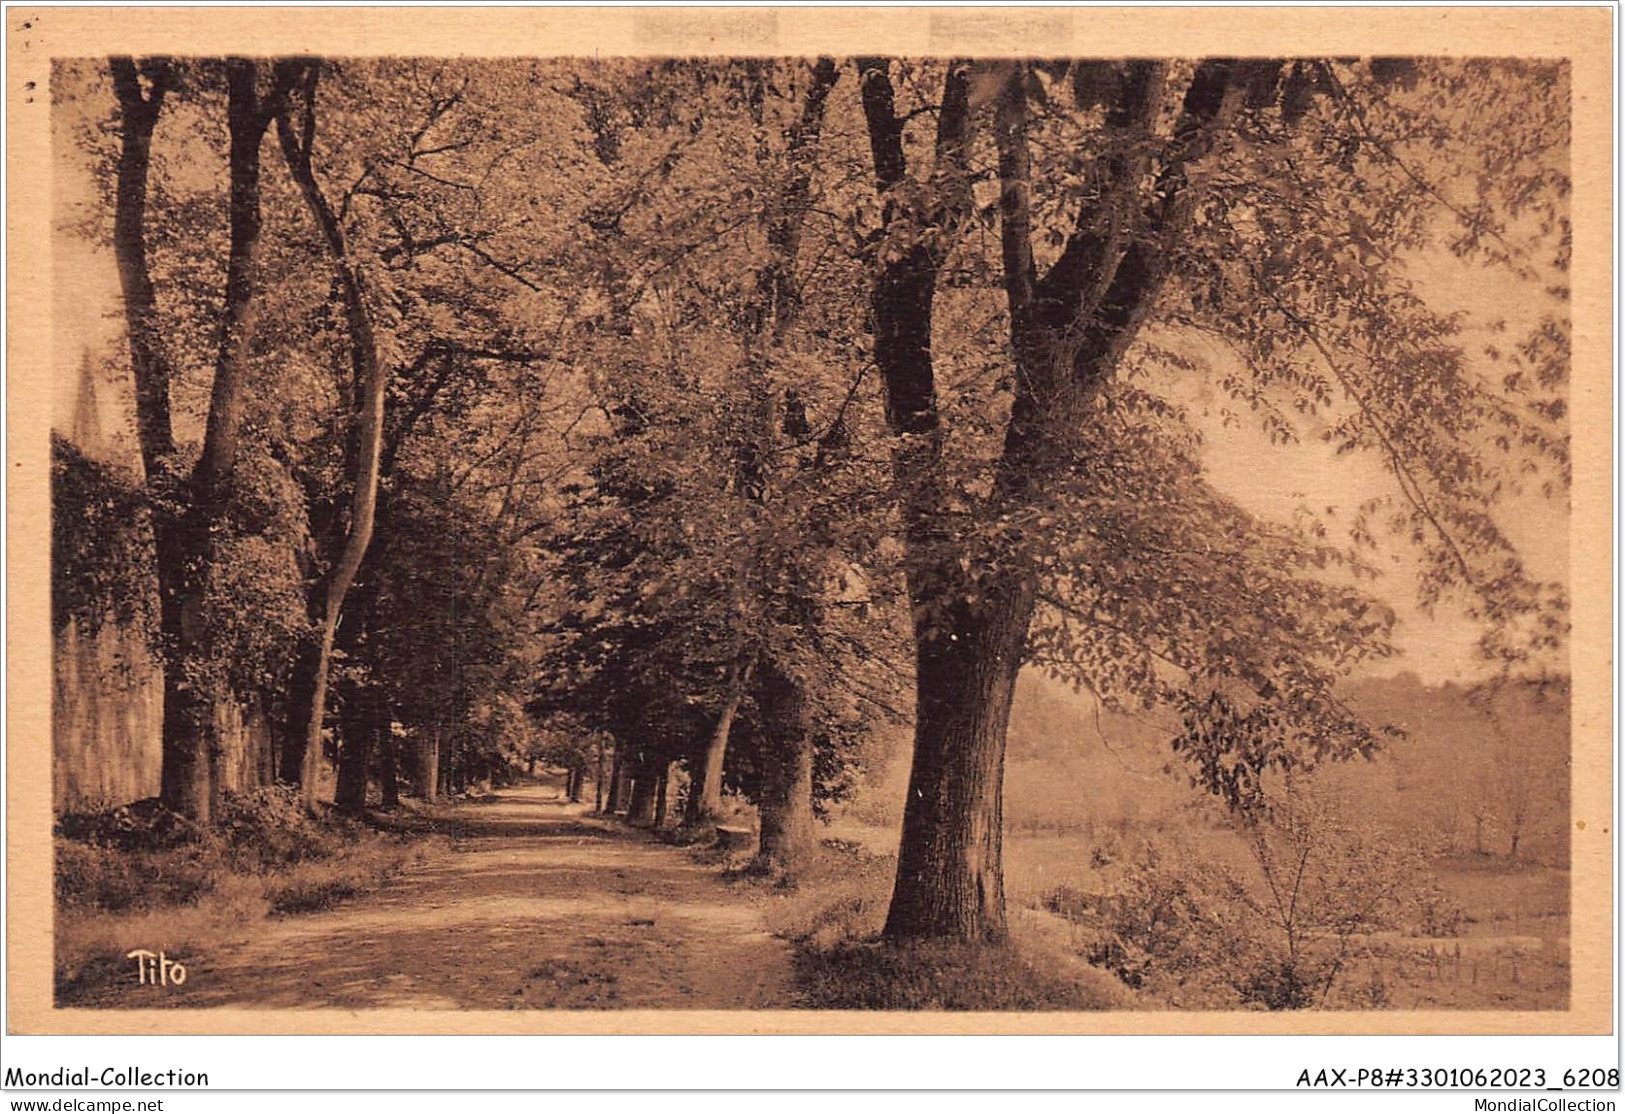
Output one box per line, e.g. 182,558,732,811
126,949,187,986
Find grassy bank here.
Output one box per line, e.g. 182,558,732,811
752,839,1125,1010
54,787,440,1005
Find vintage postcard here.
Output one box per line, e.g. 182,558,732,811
6,6,1612,1043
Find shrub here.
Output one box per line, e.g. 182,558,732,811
54,786,370,914
56,798,207,852
1042,884,1095,923
1412,883,1467,938
55,841,144,911
216,785,350,871
55,838,221,911
1049,843,1255,1007
51,433,155,639
1056,781,1455,1009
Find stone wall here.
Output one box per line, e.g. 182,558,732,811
53,619,275,812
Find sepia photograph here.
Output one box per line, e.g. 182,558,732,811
6,6,1612,1050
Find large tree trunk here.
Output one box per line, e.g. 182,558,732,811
684,659,750,827
444,738,462,795
594,736,606,812
440,728,458,795
335,681,386,813
377,713,399,809
156,630,213,822
330,563,387,814
334,705,372,813
858,59,981,938
753,732,815,876
277,639,321,784
858,60,1245,941
605,745,625,813
752,659,817,876
652,763,672,829
626,763,658,827
884,576,1035,941
414,728,440,800
300,621,343,808
152,517,215,821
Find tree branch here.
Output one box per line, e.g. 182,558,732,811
109,55,180,470
1266,288,1486,601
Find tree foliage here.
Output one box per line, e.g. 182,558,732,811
61,54,1567,948
50,434,156,639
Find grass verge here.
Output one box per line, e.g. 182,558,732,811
765,838,1123,1010
54,787,439,1006
792,938,1120,1010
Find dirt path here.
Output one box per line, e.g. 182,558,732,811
134,786,796,1009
